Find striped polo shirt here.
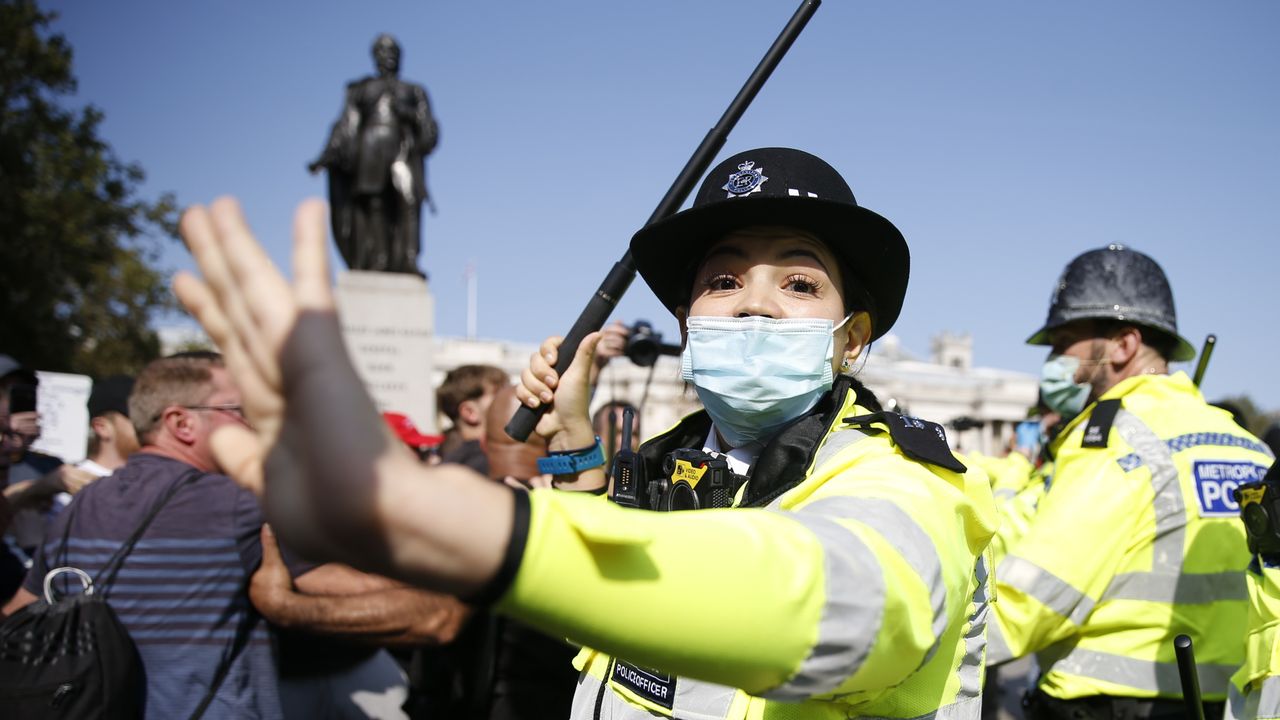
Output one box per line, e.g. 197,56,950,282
25,452,291,719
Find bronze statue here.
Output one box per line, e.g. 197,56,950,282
309,34,438,274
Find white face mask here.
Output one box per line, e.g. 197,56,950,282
681,314,852,447
1040,354,1092,417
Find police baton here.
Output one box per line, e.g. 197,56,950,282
1192,334,1217,388
1174,634,1206,720
505,0,823,441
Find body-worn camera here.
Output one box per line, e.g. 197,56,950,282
623,321,682,367
612,446,747,512
1234,463,1280,559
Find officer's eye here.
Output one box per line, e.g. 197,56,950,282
784,274,822,295
705,274,739,292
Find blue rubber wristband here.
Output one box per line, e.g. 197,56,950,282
537,437,605,475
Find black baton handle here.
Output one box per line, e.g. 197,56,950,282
506,0,822,441
1174,634,1206,720
1192,334,1216,388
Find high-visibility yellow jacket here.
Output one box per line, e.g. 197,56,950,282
497,383,998,719
970,451,1036,496
988,372,1273,701
989,460,1052,569
1227,562,1280,720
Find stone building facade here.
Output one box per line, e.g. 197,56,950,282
161,325,1037,457
429,331,1037,457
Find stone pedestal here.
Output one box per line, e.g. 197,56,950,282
335,271,437,433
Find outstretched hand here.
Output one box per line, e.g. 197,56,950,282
173,197,407,562
175,198,320,495
175,197,517,594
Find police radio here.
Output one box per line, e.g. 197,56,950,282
610,407,646,508
1233,462,1280,559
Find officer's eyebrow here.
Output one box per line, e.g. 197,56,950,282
777,247,830,273
701,245,748,263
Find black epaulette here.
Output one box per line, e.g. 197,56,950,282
1081,399,1122,449
844,412,968,473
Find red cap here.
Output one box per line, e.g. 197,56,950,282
382,412,443,449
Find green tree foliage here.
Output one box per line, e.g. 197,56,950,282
1212,395,1280,438
0,0,177,377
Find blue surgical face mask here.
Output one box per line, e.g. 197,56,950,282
681,314,850,447
1040,354,1091,417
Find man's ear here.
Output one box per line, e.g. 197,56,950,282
164,408,199,445
1109,326,1142,367
457,399,481,426
90,416,113,441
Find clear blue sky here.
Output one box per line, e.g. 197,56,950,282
45,1,1280,410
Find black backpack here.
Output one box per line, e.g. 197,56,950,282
0,470,250,719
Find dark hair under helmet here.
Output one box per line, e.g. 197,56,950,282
629,147,909,341
1026,244,1195,362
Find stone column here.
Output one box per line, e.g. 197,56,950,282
334,271,437,433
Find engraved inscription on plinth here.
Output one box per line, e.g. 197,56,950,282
335,271,437,433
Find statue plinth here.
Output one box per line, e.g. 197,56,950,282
335,271,437,433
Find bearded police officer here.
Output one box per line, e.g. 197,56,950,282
988,245,1274,720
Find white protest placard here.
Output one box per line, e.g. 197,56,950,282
30,371,92,464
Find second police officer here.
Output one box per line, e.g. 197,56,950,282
988,246,1275,720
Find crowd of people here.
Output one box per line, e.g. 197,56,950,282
2,145,1280,720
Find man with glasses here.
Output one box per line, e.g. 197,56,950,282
1,351,303,717
6,350,475,718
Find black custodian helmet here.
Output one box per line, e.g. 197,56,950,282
1026,244,1195,362
629,147,909,340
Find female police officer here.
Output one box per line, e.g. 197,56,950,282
174,147,996,720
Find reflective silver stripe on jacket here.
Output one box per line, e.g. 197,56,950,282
986,617,1015,665
812,426,870,474
1099,410,1247,604
1228,676,1280,720
957,556,990,699
997,555,1095,626
1052,648,1237,696
803,426,949,660
1107,410,1186,594
1051,410,1241,694
855,695,983,720
763,509,884,700
1104,570,1247,604
570,669,737,720
800,495,950,659
1257,677,1280,720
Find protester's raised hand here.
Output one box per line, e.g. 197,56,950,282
174,197,411,563
174,198,307,496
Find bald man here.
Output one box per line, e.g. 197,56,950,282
484,385,550,489
484,385,606,494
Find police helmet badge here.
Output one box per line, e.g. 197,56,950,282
722,161,768,198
